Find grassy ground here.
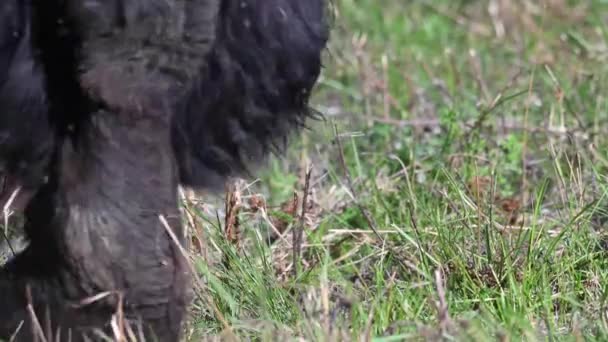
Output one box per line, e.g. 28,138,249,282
184,1,608,340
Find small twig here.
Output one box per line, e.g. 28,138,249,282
293,166,312,277
466,88,530,140
69,290,132,341
381,54,390,120
1,185,21,256
434,268,451,335
352,33,373,127
43,306,51,342
110,292,126,342
468,49,492,103
158,214,236,340
182,204,207,261
25,284,48,342
259,205,295,247
522,66,537,217
333,123,384,243
407,202,430,273
371,115,583,138
327,229,399,235
224,181,241,248
363,271,397,341
71,290,117,308
8,321,24,342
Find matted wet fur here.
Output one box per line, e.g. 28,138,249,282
0,0,329,340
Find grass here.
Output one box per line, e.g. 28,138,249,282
182,0,608,340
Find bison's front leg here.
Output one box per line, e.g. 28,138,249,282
0,112,191,341
0,181,114,341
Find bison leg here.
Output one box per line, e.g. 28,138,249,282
0,112,191,341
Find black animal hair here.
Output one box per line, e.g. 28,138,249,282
0,0,330,340
172,0,330,189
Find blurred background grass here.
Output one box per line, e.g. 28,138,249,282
185,1,608,340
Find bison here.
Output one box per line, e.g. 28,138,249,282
0,0,329,340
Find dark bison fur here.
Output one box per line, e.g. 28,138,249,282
173,0,329,189
0,0,329,340
0,0,52,195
